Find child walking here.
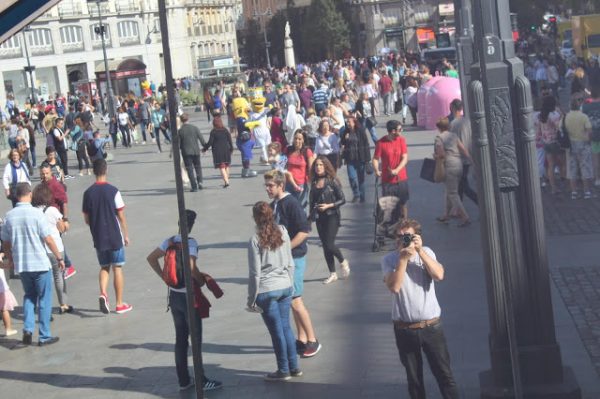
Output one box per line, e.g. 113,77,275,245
0,259,18,337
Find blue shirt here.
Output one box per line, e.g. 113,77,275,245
1,202,53,273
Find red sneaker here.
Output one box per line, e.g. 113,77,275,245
64,266,77,280
115,303,133,314
99,293,110,314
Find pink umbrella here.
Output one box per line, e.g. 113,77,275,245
425,77,462,130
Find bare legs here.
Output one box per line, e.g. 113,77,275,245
291,297,316,343
99,265,124,306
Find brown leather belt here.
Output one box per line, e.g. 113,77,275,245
394,317,440,330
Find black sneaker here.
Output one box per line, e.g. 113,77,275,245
264,370,291,382
302,340,322,358
22,331,33,345
290,369,303,377
296,340,306,356
39,336,60,346
202,378,223,391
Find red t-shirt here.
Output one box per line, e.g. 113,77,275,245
285,147,313,185
378,75,393,94
374,135,408,184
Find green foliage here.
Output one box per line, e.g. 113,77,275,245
179,90,200,106
303,0,350,60
267,7,308,67
240,18,262,67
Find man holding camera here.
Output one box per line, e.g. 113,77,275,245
382,219,458,399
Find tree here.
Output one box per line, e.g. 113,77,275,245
303,0,350,61
239,18,262,67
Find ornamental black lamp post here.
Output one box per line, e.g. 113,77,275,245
89,0,116,119
463,0,582,397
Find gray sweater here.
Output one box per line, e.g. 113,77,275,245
247,225,295,307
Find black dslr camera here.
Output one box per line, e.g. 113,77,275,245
401,233,415,248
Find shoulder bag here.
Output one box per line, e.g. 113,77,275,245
558,116,571,150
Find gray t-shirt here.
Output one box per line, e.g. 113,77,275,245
449,117,472,165
381,247,442,322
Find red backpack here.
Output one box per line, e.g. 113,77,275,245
162,237,185,289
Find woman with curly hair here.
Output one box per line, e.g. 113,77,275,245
247,201,301,382
309,156,349,284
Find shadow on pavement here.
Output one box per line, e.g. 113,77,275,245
109,342,272,355
198,242,248,250
121,188,178,197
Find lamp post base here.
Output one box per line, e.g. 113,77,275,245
480,367,581,399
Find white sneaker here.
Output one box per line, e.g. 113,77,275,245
340,260,350,279
323,273,338,284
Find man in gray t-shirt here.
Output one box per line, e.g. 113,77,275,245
381,219,458,399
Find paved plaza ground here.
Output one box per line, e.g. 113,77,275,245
1,111,599,398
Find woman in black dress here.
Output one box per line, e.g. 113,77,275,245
203,116,234,188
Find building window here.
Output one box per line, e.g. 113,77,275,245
60,26,83,45
90,24,110,41
28,29,52,47
228,42,232,54
0,36,20,49
221,43,225,54
117,21,139,39
117,21,140,45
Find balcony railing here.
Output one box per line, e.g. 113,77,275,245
58,3,83,18
119,36,140,46
0,47,22,59
31,45,55,56
116,1,141,13
92,39,112,49
62,42,85,52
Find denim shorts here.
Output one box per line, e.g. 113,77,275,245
96,247,125,267
292,256,306,298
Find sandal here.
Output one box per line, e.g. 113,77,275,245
436,216,450,223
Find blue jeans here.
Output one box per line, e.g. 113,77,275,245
256,287,298,373
139,120,149,142
169,290,205,387
346,160,366,200
21,270,53,341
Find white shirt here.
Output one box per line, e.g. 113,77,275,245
315,133,340,155
38,205,64,253
158,235,199,293
118,112,129,127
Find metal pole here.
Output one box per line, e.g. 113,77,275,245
22,29,36,104
157,1,204,398
263,20,271,69
96,1,116,118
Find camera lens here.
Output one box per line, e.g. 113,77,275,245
402,234,413,248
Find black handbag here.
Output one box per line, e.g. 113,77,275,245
420,158,436,183
558,116,571,150
366,116,378,128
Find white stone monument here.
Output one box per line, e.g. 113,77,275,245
284,21,296,68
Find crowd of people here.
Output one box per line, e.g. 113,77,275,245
0,40,598,398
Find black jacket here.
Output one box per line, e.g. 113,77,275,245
340,127,371,163
309,178,345,220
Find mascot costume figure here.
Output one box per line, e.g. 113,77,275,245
141,80,152,98
232,92,257,178
247,91,272,164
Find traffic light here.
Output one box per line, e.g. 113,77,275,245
548,16,558,37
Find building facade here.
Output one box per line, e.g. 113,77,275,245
349,0,454,57
0,0,241,105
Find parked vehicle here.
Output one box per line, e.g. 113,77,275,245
572,14,600,60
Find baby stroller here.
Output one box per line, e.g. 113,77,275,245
372,177,404,252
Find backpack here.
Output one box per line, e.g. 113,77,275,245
162,236,185,289
86,139,99,157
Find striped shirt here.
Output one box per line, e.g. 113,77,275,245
312,89,329,105
1,202,53,273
